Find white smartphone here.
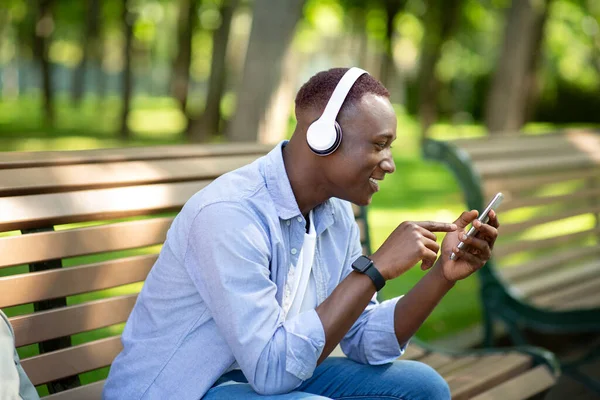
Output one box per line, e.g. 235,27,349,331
450,192,504,261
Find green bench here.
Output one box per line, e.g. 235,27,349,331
0,143,559,399
423,128,600,392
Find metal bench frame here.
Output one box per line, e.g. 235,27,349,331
423,132,600,393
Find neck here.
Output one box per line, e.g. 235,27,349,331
282,135,331,216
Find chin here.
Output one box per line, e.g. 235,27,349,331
354,195,372,207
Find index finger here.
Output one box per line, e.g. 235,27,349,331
415,221,458,232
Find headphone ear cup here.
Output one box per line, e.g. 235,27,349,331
306,119,341,156
329,121,342,154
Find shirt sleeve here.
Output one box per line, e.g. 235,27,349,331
184,202,325,395
339,210,408,365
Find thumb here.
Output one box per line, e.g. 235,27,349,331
454,210,479,230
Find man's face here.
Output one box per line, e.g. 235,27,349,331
324,94,397,206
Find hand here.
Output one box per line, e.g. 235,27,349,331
371,221,457,281
439,209,500,282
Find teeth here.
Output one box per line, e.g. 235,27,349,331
369,178,380,191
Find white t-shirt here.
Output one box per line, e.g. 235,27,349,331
283,210,318,319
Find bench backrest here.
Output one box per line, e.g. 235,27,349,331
0,143,378,398
424,129,600,310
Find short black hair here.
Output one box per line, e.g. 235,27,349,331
295,68,390,116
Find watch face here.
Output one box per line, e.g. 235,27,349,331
353,256,372,272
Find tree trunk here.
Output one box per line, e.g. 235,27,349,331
524,0,553,122
171,0,199,113
120,0,135,139
227,0,306,143
484,0,549,134
259,45,302,144
380,0,405,89
72,0,101,106
34,0,55,127
417,0,463,138
188,0,239,142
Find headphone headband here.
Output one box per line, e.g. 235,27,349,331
306,67,369,156
320,67,368,123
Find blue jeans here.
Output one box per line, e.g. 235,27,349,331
203,357,450,399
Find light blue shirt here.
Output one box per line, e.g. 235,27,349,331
103,141,404,400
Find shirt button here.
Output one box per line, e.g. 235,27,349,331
286,220,291,226
291,248,297,255
297,217,302,222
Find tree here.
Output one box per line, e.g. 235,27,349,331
120,0,136,139
484,0,551,133
227,0,306,142
34,0,55,127
171,0,200,113
380,0,406,89
188,0,239,142
72,0,101,106
417,0,464,137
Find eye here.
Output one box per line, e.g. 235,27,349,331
376,143,386,150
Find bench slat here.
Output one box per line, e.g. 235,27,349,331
447,353,532,400
501,187,600,212
470,365,555,400
452,129,597,149
0,254,153,307
495,228,600,258
553,290,600,310
0,143,271,169
513,260,600,298
21,336,122,386
0,218,169,268
419,352,454,369
402,345,427,360
499,205,600,236
0,155,261,197
11,295,137,347
532,275,600,309
485,168,600,196
501,246,600,282
437,355,480,376
476,153,599,179
467,144,587,161
0,182,200,232
43,380,105,400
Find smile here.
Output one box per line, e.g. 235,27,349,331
369,178,380,192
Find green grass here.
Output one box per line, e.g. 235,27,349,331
0,94,587,394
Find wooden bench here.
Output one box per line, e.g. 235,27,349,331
423,128,600,392
0,143,559,399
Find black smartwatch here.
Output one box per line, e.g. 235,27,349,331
351,255,386,291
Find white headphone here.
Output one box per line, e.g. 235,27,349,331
306,67,369,156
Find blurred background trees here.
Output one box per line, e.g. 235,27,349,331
0,0,598,145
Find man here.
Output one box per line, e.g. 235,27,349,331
104,68,499,399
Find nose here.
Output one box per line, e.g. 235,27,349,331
380,149,395,174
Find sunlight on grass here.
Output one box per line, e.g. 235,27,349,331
368,207,464,252
3,136,124,151
128,108,187,137
428,123,487,140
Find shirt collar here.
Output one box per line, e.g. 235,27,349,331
265,141,335,234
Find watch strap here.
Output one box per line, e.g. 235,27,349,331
364,263,386,291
